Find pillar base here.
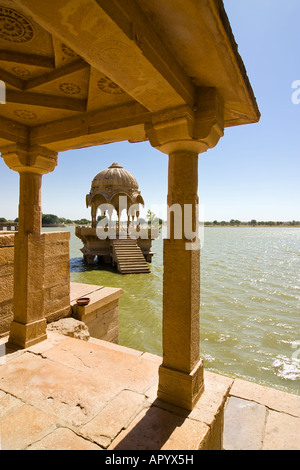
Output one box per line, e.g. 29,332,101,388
8,319,47,349
157,359,204,410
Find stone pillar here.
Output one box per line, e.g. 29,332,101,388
158,150,203,410
91,203,97,228
1,144,58,348
146,88,224,410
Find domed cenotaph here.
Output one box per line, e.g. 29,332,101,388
75,163,159,274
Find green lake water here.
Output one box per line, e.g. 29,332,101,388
44,226,300,396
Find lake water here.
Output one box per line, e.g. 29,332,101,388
45,226,300,396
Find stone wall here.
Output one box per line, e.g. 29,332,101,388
0,234,15,337
70,282,122,344
44,232,71,322
0,231,71,338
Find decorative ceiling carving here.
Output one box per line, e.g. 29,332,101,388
11,65,30,78
0,1,134,132
61,43,78,58
59,83,81,95
14,108,37,120
0,6,34,43
97,77,124,95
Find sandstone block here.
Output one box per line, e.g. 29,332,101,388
79,390,147,448
0,234,15,248
47,317,90,341
28,427,101,450
0,404,58,450
262,410,300,450
230,378,300,417
109,405,210,450
44,261,70,288
0,246,14,265
0,274,14,303
223,396,267,450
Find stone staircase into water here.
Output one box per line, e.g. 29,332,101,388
110,237,150,274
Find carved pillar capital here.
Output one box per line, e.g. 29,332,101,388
1,143,58,175
146,87,224,155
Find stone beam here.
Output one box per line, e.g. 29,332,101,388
0,60,88,93
0,50,55,69
94,0,195,107
30,101,150,149
24,59,89,91
0,116,28,144
6,90,87,112
0,68,24,90
14,0,195,112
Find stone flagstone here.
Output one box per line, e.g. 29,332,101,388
223,397,267,450
78,389,148,448
0,332,299,450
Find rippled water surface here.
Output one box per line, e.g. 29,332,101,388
46,226,300,395
199,227,300,395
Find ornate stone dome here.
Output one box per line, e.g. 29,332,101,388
86,163,144,227
91,162,139,193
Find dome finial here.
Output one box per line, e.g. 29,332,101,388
109,162,123,168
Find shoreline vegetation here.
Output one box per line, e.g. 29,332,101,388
204,220,300,227
1,214,299,228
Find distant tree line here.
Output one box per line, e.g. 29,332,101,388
204,219,300,226
1,215,299,227
41,214,90,226
3,214,91,226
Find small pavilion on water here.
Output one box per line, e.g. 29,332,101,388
76,161,159,273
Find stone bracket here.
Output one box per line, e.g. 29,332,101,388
145,87,224,154
1,143,58,174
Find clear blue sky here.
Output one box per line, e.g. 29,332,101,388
0,0,299,222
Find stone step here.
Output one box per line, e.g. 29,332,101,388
118,261,146,264
113,246,140,249
119,268,150,274
114,248,143,251
116,255,144,258
111,238,150,274
119,262,149,267
113,246,140,250
112,238,136,245
117,259,145,262
117,253,144,258
118,264,148,269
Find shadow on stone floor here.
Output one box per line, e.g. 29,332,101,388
110,399,196,450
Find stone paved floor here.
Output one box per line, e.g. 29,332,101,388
0,331,299,450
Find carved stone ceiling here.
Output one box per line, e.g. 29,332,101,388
0,0,259,152
0,2,133,126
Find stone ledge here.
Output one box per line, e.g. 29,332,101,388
71,286,122,315
70,282,122,344
229,378,300,418
223,396,267,450
223,377,300,450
